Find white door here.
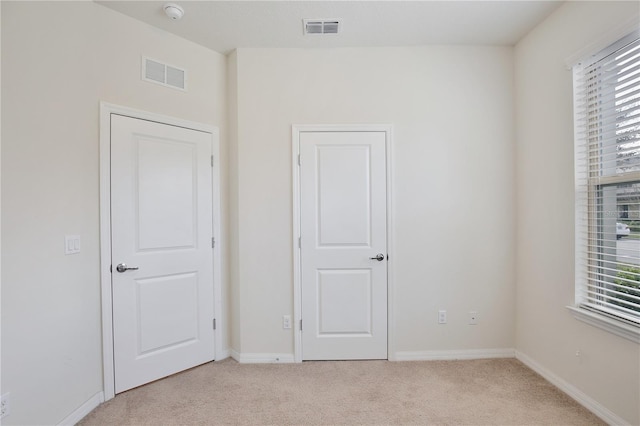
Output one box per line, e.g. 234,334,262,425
111,114,215,393
300,131,388,360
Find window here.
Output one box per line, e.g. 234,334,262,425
573,31,640,339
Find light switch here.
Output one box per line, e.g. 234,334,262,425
65,235,81,255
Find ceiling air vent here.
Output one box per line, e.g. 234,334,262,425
303,19,341,35
142,57,187,91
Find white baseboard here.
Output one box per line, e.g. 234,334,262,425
216,347,231,361
230,348,240,361
515,350,630,426
394,348,515,361
230,350,295,364
57,391,104,426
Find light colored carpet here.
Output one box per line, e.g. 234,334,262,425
79,358,604,425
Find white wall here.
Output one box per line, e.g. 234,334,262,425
230,47,516,356
514,1,640,424
1,2,227,424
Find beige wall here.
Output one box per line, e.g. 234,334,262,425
230,46,516,356
1,2,227,424
227,51,241,351
0,3,3,413
514,1,640,424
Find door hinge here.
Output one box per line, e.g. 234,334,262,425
213,318,217,330
298,154,301,166
109,264,112,273
211,155,214,167
298,237,301,249
212,237,215,248
300,319,303,331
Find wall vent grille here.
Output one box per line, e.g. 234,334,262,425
303,19,341,35
142,57,187,91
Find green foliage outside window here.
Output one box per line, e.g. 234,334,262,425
613,265,640,312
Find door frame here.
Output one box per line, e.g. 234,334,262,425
99,102,224,400
291,124,395,363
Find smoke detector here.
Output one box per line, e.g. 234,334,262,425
303,19,341,35
163,3,184,20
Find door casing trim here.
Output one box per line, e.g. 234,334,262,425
99,102,224,400
291,124,395,363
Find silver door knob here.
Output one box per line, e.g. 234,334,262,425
369,253,385,261
115,263,139,273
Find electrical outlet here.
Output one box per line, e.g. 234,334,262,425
438,310,447,324
1,393,10,419
469,311,478,325
283,315,292,329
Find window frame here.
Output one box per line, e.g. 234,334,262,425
571,30,640,343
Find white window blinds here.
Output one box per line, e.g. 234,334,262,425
574,31,640,326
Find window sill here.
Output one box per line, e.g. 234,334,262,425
567,306,640,343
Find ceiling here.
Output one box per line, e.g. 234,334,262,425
97,1,564,54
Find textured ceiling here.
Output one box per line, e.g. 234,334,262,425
97,1,564,54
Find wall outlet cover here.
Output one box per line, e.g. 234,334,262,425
283,315,292,329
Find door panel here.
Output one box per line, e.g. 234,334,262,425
136,273,199,354
137,138,196,250
317,269,372,335
111,114,214,393
300,131,387,360
317,145,371,246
